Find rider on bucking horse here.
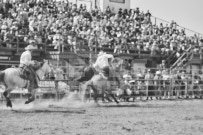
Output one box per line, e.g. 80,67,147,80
19,40,38,90
93,50,114,79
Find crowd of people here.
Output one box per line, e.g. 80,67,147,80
122,68,203,100
0,0,202,57
0,0,203,100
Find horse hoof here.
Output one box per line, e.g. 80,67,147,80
25,97,35,104
6,101,12,108
25,101,31,104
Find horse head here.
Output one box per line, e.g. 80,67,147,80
40,59,52,73
112,57,124,72
35,59,52,79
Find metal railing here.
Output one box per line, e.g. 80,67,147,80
170,46,192,70
1,68,203,101
0,35,167,59
151,16,203,37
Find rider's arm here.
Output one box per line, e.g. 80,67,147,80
93,57,100,68
23,55,35,65
27,60,35,65
106,54,114,59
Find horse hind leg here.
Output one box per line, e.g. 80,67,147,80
25,96,35,104
3,89,12,108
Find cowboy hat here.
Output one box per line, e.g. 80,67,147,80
25,45,37,50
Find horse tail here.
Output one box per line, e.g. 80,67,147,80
0,71,5,84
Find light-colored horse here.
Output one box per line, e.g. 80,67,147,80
0,60,51,108
79,58,125,103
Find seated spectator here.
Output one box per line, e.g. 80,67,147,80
46,35,53,45
159,60,167,70
114,39,122,54
4,29,17,48
67,35,77,53
34,34,43,48
100,32,110,48
1,22,8,34
29,39,38,49
123,71,133,84
53,30,63,50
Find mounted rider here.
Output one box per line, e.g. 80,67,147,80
93,50,114,78
19,40,38,90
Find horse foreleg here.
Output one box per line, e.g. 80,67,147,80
81,81,93,102
104,92,112,103
93,93,98,103
3,89,12,108
25,89,36,104
110,93,119,104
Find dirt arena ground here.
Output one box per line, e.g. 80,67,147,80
0,94,203,135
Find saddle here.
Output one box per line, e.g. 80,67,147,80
19,66,30,80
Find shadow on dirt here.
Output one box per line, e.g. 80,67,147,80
11,108,86,114
100,103,169,108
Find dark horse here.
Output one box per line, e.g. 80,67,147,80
75,58,124,103
75,65,95,83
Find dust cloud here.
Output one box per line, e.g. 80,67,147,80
0,92,98,111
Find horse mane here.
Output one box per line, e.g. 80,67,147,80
32,61,44,71
40,61,44,67
112,58,123,72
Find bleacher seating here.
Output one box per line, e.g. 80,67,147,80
0,0,202,69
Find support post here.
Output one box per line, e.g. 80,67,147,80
55,80,59,100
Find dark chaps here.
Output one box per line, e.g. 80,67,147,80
19,64,38,89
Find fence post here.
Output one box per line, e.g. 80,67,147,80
186,77,188,98
55,80,59,100
146,79,149,98
170,74,173,98
191,72,194,98
17,36,19,53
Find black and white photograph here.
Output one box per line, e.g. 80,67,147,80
0,0,203,134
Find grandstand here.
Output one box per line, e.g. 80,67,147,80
0,0,202,75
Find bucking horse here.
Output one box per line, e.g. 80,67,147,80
74,58,124,104
0,60,51,108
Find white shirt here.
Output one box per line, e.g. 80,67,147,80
20,50,35,65
162,74,170,80
123,74,132,80
94,54,114,69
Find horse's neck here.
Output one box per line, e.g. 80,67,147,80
36,69,45,80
